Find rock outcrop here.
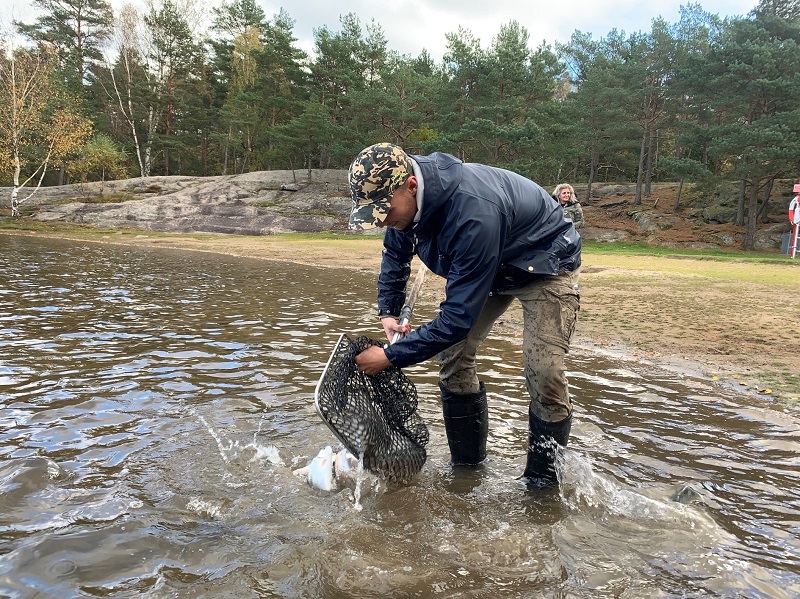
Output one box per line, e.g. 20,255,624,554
2,172,790,248
6,170,354,235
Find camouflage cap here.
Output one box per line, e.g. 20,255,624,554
348,143,412,230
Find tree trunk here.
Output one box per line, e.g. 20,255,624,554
742,177,760,250
223,126,231,176
143,105,155,178
107,62,146,177
201,132,208,176
587,150,598,202
674,177,684,211
241,130,252,174
11,157,23,218
736,179,746,226
163,98,173,176
9,151,50,217
758,178,774,223
634,126,647,206
644,128,655,197
10,185,20,218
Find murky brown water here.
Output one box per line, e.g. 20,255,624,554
1,234,799,598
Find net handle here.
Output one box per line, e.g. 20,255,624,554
313,332,359,451
391,262,429,344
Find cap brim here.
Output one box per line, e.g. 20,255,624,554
348,216,381,231
348,201,389,231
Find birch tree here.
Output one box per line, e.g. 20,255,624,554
103,3,153,177
0,43,92,216
143,0,198,175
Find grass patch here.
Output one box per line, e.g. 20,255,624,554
0,218,124,234
0,218,185,239
48,193,139,204
582,239,790,264
0,219,384,246
271,231,384,242
0,206,37,218
583,240,800,286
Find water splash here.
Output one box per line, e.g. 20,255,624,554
353,456,365,512
186,496,224,519
558,449,717,530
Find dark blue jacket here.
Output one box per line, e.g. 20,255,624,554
380,152,581,368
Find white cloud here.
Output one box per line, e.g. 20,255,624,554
2,0,757,62
263,0,756,61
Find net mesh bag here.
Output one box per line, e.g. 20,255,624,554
314,334,429,482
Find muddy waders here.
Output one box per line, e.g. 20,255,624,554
440,382,489,466
523,408,572,486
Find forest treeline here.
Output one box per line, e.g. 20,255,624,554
1,0,800,247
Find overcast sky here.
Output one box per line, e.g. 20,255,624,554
269,0,757,60
2,0,758,61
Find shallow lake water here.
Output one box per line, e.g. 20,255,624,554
1,234,799,598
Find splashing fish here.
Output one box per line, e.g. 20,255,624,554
292,446,359,491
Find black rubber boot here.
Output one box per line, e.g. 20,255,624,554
523,409,572,487
440,382,489,466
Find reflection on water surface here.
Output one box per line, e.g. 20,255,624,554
0,234,798,598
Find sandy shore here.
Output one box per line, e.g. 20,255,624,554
5,227,799,401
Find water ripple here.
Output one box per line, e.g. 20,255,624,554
0,234,798,598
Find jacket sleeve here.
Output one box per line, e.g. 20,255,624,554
377,229,415,317
384,205,506,368
572,203,585,229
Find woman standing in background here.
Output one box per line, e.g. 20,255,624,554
553,184,584,230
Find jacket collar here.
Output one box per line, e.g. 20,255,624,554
410,152,463,232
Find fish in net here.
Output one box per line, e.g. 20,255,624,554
314,333,429,482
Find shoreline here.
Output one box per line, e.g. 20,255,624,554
3,227,798,402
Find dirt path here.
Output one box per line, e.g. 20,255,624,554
6,228,800,401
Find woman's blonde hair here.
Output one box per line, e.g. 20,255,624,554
552,183,576,202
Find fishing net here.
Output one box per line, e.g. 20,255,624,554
314,334,429,482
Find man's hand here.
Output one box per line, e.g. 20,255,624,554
380,316,411,343
354,345,391,376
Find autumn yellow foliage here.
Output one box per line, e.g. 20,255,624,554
0,44,92,212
